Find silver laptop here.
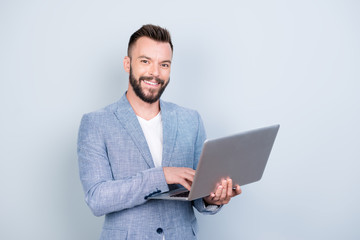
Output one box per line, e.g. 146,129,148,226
148,124,280,201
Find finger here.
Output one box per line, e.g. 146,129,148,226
234,185,242,195
182,171,195,182
179,179,192,191
219,179,227,201
185,168,196,175
214,184,223,201
221,178,233,204
179,168,195,182
226,178,233,197
182,167,196,176
203,193,215,205
186,179,193,188
207,192,216,201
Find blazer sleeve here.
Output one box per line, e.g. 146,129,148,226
77,114,169,217
191,112,222,215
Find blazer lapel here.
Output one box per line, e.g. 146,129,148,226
113,94,155,168
160,100,178,167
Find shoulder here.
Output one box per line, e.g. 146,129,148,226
161,100,200,120
160,100,204,133
79,100,121,128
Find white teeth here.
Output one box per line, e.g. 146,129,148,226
144,80,158,86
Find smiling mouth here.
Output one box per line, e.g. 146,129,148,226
143,80,160,86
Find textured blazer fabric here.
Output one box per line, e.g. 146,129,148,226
77,93,220,240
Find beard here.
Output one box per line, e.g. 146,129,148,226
129,66,170,104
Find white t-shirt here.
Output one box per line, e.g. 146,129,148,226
137,112,163,168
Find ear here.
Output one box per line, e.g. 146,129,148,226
123,56,130,73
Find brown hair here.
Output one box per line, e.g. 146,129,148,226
127,24,173,57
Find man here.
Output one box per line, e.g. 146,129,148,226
78,24,242,240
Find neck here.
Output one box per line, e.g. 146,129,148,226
126,84,160,120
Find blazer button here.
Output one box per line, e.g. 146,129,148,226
156,228,163,234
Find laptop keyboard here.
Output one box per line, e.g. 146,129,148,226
170,191,190,198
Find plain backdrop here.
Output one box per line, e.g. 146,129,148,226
1,0,359,239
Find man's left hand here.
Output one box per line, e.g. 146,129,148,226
203,178,242,206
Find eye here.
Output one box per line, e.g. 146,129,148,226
140,59,149,64
161,63,170,68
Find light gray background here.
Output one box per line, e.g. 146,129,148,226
1,0,359,239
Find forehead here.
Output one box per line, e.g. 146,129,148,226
131,37,172,60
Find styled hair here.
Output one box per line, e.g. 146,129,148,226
127,24,173,57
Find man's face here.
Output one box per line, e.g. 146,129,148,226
125,37,172,104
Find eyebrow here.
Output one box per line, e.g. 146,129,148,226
138,55,172,64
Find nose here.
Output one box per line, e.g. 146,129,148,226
149,63,160,77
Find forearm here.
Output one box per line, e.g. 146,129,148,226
83,167,169,216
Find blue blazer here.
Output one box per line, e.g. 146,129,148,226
78,94,220,240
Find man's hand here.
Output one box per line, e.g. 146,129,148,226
203,178,242,205
163,167,195,191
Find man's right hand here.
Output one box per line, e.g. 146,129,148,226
162,167,195,191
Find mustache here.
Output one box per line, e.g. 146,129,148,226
139,76,165,84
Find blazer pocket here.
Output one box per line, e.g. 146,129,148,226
100,228,128,240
